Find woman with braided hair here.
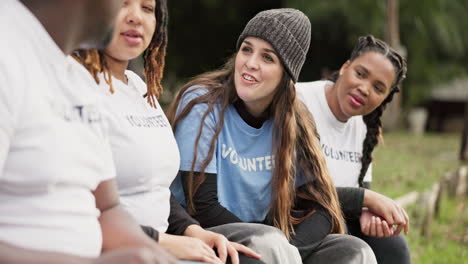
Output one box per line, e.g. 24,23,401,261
73,1,275,263
297,35,411,264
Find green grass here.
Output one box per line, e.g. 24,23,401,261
372,132,462,198
406,195,467,264
371,131,467,264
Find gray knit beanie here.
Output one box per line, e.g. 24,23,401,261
236,8,311,83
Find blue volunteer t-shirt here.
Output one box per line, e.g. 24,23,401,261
171,87,275,223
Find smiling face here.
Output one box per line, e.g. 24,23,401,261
104,0,156,62
234,37,284,117
330,51,396,121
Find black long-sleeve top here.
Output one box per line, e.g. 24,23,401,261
177,101,365,227
179,171,365,228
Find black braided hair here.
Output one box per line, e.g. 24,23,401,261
328,35,407,187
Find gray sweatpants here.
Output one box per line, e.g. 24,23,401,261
209,223,302,264
209,223,377,264
303,234,377,264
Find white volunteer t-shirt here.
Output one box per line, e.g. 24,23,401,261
296,81,372,187
96,71,180,232
0,0,115,257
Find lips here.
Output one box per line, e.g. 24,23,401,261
122,29,143,38
241,73,258,83
349,94,364,107
121,29,143,46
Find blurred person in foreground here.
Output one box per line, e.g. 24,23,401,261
0,0,177,263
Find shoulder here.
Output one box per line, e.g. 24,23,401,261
176,85,212,110
0,38,36,103
67,56,96,81
0,50,22,91
296,80,330,96
125,70,147,95
296,80,332,114
181,85,210,100
296,80,331,105
66,56,102,93
174,85,221,127
348,115,368,139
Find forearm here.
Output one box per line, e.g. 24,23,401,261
99,205,158,252
336,187,365,219
182,224,206,237
191,201,243,228
167,194,200,236
0,242,90,264
180,171,243,228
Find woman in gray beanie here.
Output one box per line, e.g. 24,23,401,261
169,8,377,264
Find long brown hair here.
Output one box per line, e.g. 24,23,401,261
167,54,345,238
328,35,407,187
73,0,168,107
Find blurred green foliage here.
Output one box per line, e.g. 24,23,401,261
164,0,468,109
288,0,468,107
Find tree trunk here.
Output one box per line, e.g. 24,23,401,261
382,0,403,131
460,96,468,161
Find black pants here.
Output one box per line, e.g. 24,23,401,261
347,218,411,264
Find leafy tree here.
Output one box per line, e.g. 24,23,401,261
287,0,468,108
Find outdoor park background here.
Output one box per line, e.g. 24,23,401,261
133,0,468,262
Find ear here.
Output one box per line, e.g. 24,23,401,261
339,60,351,76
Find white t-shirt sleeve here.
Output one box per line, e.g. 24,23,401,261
174,87,218,173
67,57,116,183
0,65,23,173
363,163,372,183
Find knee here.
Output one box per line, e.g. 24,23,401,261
211,223,292,248
367,234,411,264
209,223,301,263
321,234,377,264
240,224,301,264
345,236,376,263
246,224,290,248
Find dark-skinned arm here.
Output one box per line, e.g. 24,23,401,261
92,179,178,263
0,241,93,264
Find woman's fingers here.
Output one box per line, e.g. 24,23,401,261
381,220,391,237
394,223,404,236
376,217,384,237
370,216,377,236
226,243,239,264
213,237,228,263
401,206,410,235
230,242,261,259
